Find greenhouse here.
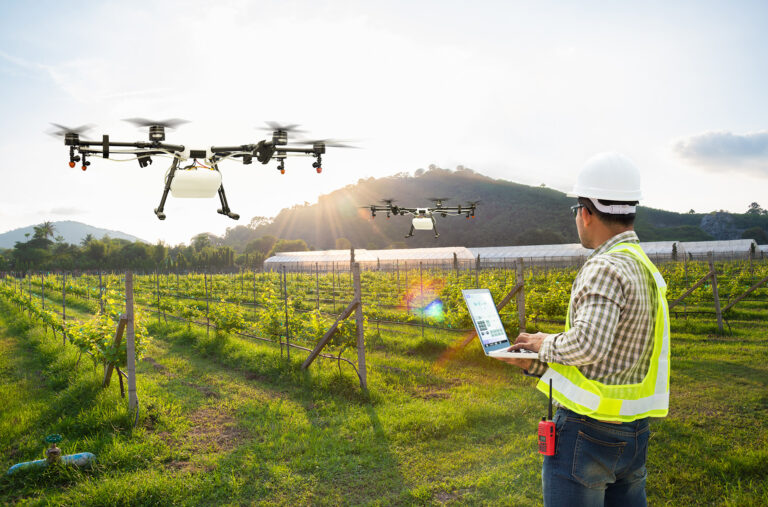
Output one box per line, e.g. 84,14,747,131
468,244,592,268
264,239,761,271
677,239,758,261
264,247,475,271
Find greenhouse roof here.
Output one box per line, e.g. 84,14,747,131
468,244,592,259
639,241,677,255
263,239,755,265
264,247,475,265
678,239,757,253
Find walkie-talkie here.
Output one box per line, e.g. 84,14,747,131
538,379,556,456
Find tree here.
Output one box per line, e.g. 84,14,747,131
81,234,94,246
246,235,276,255
335,237,352,250
192,233,212,252
741,227,768,244
248,216,272,229
267,239,309,258
33,221,56,240
746,202,766,215
151,242,167,265
85,240,107,265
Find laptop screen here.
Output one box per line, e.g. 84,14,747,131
462,289,510,351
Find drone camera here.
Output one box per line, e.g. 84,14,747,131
189,150,206,159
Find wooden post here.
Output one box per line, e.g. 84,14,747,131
315,262,320,310
62,272,67,345
420,261,425,339
516,258,526,333
204,271,210,338
156,269,161,324
125,272,138,410
709,252,724,333
283,266,290,361
396,260,400,294
332,262,336,313
453,252,459,280
353,262,367,389
476,254,480,288
41,272,45,310
99,270,104,313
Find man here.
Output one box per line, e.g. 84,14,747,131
496,152,670,507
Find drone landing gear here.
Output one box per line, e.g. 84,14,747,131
216,184,239,220
154,157,180,220
405,224,414,239
432,216,439,239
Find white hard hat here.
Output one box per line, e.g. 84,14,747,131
568,152,643,202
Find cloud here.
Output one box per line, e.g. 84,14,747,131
49,207,86,215
673,130,768,177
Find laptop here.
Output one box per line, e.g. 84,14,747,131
462,289,539,359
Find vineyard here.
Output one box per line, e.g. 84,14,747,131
1,258,767,505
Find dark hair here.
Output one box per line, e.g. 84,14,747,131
578,197,637,227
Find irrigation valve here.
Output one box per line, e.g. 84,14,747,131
45,434,63,464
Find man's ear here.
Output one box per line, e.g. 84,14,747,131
582,207,593,226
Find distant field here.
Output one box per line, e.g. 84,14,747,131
1,262,767,505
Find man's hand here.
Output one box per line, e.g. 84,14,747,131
492,332,550,370
511,332,549,353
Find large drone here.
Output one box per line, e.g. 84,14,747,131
50,119,353,220
363,198,479,238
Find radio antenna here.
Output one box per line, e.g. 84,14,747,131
548,379,553,421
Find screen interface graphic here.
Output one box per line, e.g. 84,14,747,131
465,291,508,347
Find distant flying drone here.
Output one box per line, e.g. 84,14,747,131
50,119,354,221
363,198,479,238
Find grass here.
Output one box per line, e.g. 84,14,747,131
0,296,767,505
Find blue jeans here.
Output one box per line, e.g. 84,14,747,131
542,408,650,507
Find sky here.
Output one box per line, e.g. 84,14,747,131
1,0,767,246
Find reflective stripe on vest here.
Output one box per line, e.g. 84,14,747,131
536,242,670,422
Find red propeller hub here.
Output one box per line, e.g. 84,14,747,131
316,167,322,174
69,161,75,168
82,165,87,171
280,169,285,174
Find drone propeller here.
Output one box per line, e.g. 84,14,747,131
380,198,397,205
124,118,188,142
258,122,307,133
428,197,451,207
123,118,189,129
295,138,358,149
47,123,94,139
466,200,482,206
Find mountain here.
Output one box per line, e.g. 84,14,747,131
0,221,146,249
218,167,768,251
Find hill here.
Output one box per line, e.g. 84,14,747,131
0,221,146,249
217,167,768,251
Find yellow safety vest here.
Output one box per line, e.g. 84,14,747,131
536,242,670,422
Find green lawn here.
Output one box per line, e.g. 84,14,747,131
1,296,767,505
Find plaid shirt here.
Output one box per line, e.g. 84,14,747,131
527,231,658,385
